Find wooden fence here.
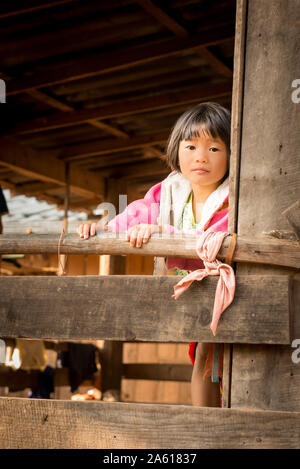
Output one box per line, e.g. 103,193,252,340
0,232,299,449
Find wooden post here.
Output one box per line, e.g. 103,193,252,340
222,0,248,408
57,162,69,276
229,0,300,411
100,178,127,400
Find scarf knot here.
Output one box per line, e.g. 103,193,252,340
172,231,236,335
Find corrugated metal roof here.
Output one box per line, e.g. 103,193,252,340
2,189,88,223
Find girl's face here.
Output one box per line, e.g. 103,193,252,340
178,128,228,187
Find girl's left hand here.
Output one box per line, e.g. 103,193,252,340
126,224,162,248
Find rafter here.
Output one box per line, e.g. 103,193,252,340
60,131,169,161
6,29,234,96
136,0,233,78
0,138,105,199
10,81,232,135
0,0,76,19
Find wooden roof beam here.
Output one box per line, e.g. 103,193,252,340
12,181,59,195
0,0,75,19
97,159,169,180
3,71,130,140
0,138,105,199
10,81,232,135
136,0,233,78
60,132,169,161
6,29,234,96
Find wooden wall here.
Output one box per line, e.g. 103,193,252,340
229,0,300,411
1,251,193,404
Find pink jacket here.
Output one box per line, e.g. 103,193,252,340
107,171,229,273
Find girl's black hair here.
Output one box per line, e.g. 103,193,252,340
165,102,231,179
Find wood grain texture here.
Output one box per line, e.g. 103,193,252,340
223,0,248,408
231,0,300,411
122,363,192,382
7,30,234,95
0,274,292,344
0,137,105,199
0,397,299,448
0,232,299,269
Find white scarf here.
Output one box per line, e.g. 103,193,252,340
157,171,229,230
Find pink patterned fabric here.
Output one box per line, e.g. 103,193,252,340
172,231,236,336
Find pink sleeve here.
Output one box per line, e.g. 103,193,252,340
107,182,162,232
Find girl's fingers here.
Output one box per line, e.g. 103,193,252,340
142,227,151,243
129,225,141,247
130,229,138,247
83,224,91,239
90,223,97,236
127,224,139,242
136,229,145,247
77,224,84,237
126,225,153,247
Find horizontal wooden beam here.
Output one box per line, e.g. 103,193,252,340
137,0,233,78
0,138,105,199
122,363,191,382
12,181,60,195
0,232,299,269
9,82,232,136
0,397,299,448
0,368,69,388
0,274,292,344
6,29,234,96
0,0,75,19
61,131,168,161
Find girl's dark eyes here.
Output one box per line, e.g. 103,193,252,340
186,145,219,151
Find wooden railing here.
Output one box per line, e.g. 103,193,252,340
0,231,299,449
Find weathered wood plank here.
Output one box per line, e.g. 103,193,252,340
7,30,234,95
99,179,126,399
0,138,105,199
0,368,69,388
122,363,192,382
0,274,292,344
223,0,248,409
0,397,299,449
10,82,232,136
0,232,299,269
231,0,300,412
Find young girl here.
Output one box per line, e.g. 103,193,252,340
78,102,230,408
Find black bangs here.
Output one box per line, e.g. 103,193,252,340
180,118,219,142
165,101,231,172
178,103,231,151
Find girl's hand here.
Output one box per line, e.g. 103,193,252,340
126,224,162,248
77,222,100,239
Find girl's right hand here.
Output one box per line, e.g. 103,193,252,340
77,222,103,239
126,224,162,248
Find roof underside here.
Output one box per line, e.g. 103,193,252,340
0,0,235,215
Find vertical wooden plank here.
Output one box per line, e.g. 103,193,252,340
100,178,127,399
231,0,300,411
57,162,69,276
222,0,248,408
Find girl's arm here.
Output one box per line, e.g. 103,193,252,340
106,182,161,232
78,182,162,239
